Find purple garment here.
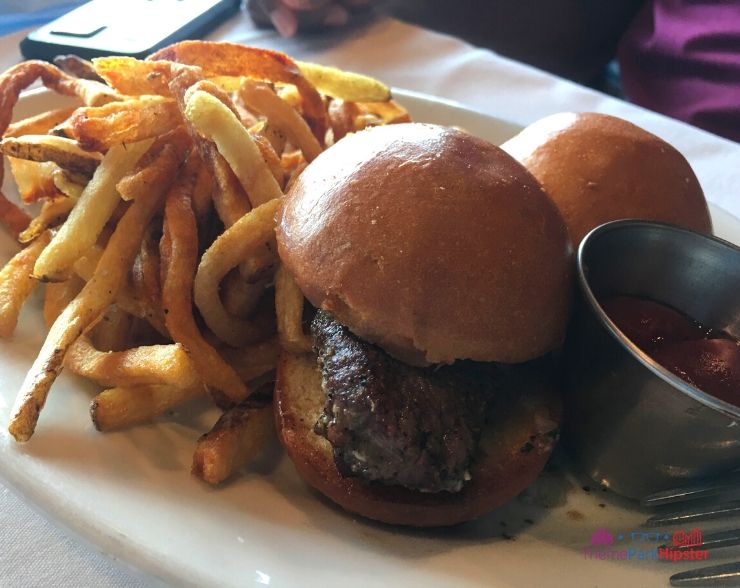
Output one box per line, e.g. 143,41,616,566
618,0,740,142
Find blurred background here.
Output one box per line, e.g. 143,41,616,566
1,1,738,141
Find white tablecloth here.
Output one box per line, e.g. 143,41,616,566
0,9,738,588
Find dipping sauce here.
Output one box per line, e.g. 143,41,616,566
601,296,740,407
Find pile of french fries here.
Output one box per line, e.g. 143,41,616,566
0,41,409,484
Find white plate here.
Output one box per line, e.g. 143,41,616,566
1,88,738,588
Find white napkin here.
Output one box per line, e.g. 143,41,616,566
0,484,149,587
0,10,737,588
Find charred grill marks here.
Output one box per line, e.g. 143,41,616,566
312,310,499,493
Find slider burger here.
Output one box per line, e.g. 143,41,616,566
501,112,712,246
275,123,572,526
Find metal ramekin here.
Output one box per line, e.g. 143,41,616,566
563,220,740,500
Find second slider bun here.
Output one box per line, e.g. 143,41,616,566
501,112,713,245
277,123,573,365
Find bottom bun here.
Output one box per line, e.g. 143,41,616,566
275,352,562,527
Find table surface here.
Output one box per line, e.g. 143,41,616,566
0,8,738,588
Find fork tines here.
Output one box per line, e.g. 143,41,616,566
642,472,740,508
642,473,740,587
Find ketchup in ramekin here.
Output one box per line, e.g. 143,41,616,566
601,296,740,408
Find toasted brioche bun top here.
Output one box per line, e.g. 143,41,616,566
277,123,572,365
501,112,712,245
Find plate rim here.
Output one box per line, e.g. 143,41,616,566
0,86,738,588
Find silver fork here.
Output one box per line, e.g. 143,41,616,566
670,562,740,587
641,473,740,587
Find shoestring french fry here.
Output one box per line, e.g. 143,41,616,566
328,99,361,142
185,90,282,208
358,100,412,125
240,79,321,162
280,150,304,172
65,335,200,389
160,154,249,405
33,138,153,282
275,264,312,354
236,240,278,283
0,189,31,239
18,195,74,244
192,397,274,485
222,271,268,318
51,168,84,200
205,147,250,226
131,228,162,321
8,145,181,442
91,382,204,432
295,60,391,103
70,244,101,282
9,159,87,204
190,78,242,117
71,243,167,336
53,55,103,82
7,158,60,203
0,60,119,143
171,74,280,302
167,68,254,228
193,198,281,347
251,132,285,188
6,156,86,205
72,250,126,305
220,338,280,384
253,120,287,156
145,125,193,165
43,275,83,328
4,107,76,138
190,157,212,223
89,305,134,353
115,143,181,203
172,67,277,282
0,61,109,215
0,61,113,192
92,56,176,96
235,101,260,129
149,40,327,141
0,231,51,337
57,96,180,152
0,135,101,177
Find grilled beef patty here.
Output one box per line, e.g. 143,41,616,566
312,310,499,493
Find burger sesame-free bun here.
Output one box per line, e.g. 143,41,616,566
275,352,560,527
277,123,572,366
501,112,712,245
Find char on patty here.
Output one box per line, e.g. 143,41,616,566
312,310,500,493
